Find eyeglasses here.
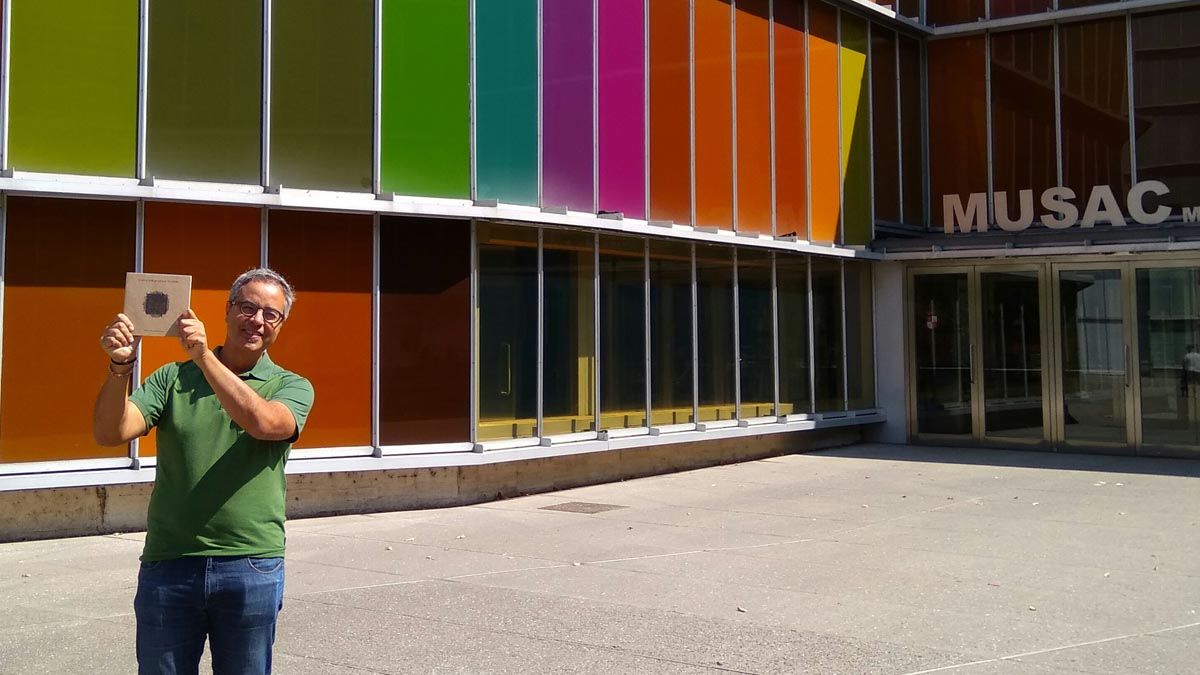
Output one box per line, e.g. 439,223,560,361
231,300,285,326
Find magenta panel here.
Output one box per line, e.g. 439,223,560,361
542,0,595,212
599,0,646,219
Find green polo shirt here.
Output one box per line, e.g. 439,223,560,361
130,349,314,562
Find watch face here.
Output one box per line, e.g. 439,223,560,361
144,291,171,318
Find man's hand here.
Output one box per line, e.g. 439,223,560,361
178,309,209,361
100,313,140,364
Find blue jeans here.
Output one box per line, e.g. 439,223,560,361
134,556,285,675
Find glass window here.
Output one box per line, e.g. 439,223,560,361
649,239,694,424
266,210,373,449
380,0,470,198
599,0,647,219
147,0,262,184
270,0,373,191
840,13,871,245
991,28,1057,227
899,35,924,227
1133,9,1200,212
991,0,1052,20
912,273,972,436
812,257,844,411
927,0,983,27
1,198,134,463
141,203,262,457
542,0,595,212
1137,267,1200,449
736,0,772,235
872,27,899,225
808,2,840,243
844,261,875,410
477,224,538,440
475,0,538,205
599,235,647,430
542,229,596,435
695,0,734,230
10,0,137,176
696,245,736,422
738,249,775,417
649,0,692,224
928,36,987,232
777,254,811,416
380,217,471,445
1061,18,1129,220
773,0,808,240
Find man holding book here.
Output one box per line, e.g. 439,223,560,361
93,267,314,675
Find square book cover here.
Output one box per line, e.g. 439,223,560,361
123,273,192,337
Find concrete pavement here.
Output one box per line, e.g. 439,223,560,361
2,443,1198,674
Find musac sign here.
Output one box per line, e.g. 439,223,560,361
942,180,1198,234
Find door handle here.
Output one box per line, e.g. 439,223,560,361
969,344,975,385
1124,344,1131,389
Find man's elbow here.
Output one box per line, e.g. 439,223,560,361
92,426,127,447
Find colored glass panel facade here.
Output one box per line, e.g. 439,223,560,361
649,239,694,424
736,0,773,235
9,0,137,176
808,2,840,243
738,249,775,415
599,235,648,429
542,0,595,211
812,258,844,411
839,13,872,246
928,36,988,231
695,0,734,230
872,27,900,225
599,0,647,219
991,28,1057,225
147,0,262,185
270,0,373,191
898,35,924,227
777,254,811,416
475,0,538,205
381,0,470,198
774,0,808,240
649,0,692,224
542,230,597,434
696,245,736,422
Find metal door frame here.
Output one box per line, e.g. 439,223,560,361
906,265,980,444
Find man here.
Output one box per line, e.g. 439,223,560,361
93,268,314,675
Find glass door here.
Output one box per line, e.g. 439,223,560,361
1135,265,1200,454
910,271,976,439
978,269,1048,444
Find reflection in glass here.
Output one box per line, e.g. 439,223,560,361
812,258,844,411
872,27,899,225
991,0,1051,20
845,262,875,410
697,246,737,421
599,236,647,430
991,28,1056,225
1137,268,1200,450
928,37,987,231
649,240,694,424
927,0,983,26
542,230,597,435
1059,269,1127,445
1133,9,1200,212
912,274,971,436
477,224,539,440
738,250,775,417
981,272,1044,440
777,255,811,416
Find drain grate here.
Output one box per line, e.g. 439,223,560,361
539,501,627,514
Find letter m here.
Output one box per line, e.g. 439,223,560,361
943,193,988,234
1184,206,1200,223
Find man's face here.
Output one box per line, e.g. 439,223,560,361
225,280,288,354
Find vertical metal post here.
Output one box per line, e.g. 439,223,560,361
371,214,381,456
771,251,780,417
136,0,149,180
690,244,699,425
469,220,479,444
261,0,273,188
732,247,741,420
373,0,383,196
536,227,544,437
806,256,816,413
131,200,145,467
643,238,651,428
593,231,600,431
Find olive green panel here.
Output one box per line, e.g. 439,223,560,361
9,0,138,176
380,0,470,198
839,13,872,246
270,0,373,192
147,0,262,184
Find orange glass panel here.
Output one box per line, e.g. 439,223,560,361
735,0,772,235
266,210,373,449
773,0,807,239
928,36,987,231
649,0,691,224
140,202,262,457
694,0,733,229
1,197,135,463
807,2,840,243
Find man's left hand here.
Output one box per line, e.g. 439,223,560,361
178,309,209,361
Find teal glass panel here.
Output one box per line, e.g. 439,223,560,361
147,0,262,184
271,0,373,191
475,0,538,205
381,0,469,198
10,0,137,176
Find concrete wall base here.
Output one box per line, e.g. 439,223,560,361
1,427,860,543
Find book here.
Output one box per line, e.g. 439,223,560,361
123,273,192,337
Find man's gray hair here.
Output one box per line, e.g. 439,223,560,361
228,267,296,316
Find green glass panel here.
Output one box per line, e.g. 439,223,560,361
839,13,871,246
475,0,538,205
147,0,262,184
380,0,469,198
271,0,373,191
10,0,137,176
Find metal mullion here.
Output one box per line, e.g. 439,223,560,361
593,0,599,214
593,232,600,432
371,214,381,456
689,0,696,226
643,239,651,429
767,0,777,236
969,268,985,440
136,0,149,180
1126,13,1137,185
690,244,699,425
733,247,741,420
984,31,994,228
0,0,10,171
1053,23,1063,190
895,32,903,222
806,256,816,413
1124,263,1140,449
260,209,269,267
731,0,739,232
803,0,812,240
130,200,145,468
536,227,544,437
469,220,479,444
372,0,382,196
770,251,780,417
262,0,272,187
840,260,849,411
537,0,544,207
